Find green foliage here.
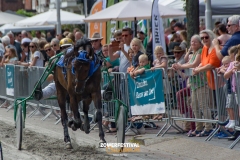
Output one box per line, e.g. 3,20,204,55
62,24,85,33
16,9,35,17
182,0,186,11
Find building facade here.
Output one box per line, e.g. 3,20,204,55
0,0,24,11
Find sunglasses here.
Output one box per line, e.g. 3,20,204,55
29,45,35,48
200,36,209,40
51,44,57,47
45,49,51,52
122,34,129,37
227,24,236,27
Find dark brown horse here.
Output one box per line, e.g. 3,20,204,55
54,38,106,149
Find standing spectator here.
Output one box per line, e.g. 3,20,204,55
0,43,5,62
192,30,221,137
90,32,103,55
15,32,22,43
168,33,181,55
35,31,46,41
217,24,232,47
21,30,28,39
75,31,83,42
67,32,75,44
213,15,240,60
38,40,48,65
20,38,31,62
51,38,60,54
137,30,145,43
172,22,185,34
46,32,53,42
1,36,10,48
108,27,133,72
179,30,188,51
56,34,63,41
7,32,22,61
44,43,55,66
17,42,44,67
130,38,145,68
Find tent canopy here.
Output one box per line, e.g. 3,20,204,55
0,12,26,25
0,23,55,34
15,9,85,26
84,0,185,22
157,0,240,16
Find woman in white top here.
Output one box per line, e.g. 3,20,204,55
18,42,44,67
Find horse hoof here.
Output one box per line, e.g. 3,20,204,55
68,120,73,128
65,142,73,149
79,124,84,131
71,124,77,131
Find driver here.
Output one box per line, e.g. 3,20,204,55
33,38,73,100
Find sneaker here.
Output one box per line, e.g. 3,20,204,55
218,131,234,139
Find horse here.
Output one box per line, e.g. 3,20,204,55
54,38,106,149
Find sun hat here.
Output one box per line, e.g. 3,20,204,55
172,46,185,52
90,32,103,41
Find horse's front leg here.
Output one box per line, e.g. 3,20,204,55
69,95,82,131
82,99,91,134
92,91,106,143
55,84,72,149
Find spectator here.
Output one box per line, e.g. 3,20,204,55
168,33,181,55
67,32,75,44
38,40,48,65
20,38,31,62
46,32,53,42
108,27,133,73
1,36,10,48
192,29,221,137
17,42,44,67
0,43,5,62
137,30,145,43
165,27,173,45
21,30,28,39
7,32,22,61
172,22,185,34
130,54,150,78
179,30,188,51
15,32,22,43
75,31,83,42
102,44,119,71
51,38,60,54
56,34,63,41
44,43,55,66
90,32,103,55
213,15,240,61
0,47,18,66
144,28,153,64
113,30,122,42
35,31,46,41
217,24,231,47
130,38,145,68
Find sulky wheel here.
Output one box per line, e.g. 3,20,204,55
116,105,126,152
16,105,23,150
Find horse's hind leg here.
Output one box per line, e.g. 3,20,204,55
82,99,91,134
69,95,83,130
55,82,72,149
92,91,106,143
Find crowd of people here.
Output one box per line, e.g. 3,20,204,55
1,14,240,140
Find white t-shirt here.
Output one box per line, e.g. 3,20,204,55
30,51,44,67
117,44,130,72
9,57,18,63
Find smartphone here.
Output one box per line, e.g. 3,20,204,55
111,41,120,52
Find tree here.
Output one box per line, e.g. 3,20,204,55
186,0,199,46
16,9,35,17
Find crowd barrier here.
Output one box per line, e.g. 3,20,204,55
1,64,240,149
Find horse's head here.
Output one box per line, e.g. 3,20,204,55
73,38,95,94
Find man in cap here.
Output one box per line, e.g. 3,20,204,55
137,30,145,43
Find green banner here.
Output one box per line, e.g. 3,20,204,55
6,65,14,96
128,70,165,115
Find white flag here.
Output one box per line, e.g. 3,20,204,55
151,0,166,59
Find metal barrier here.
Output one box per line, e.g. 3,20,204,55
163,68,225,137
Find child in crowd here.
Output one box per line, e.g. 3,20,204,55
129,54,150,122
130,38,145,68
127,48,135,73
130,54,150,78
224,45,240,130
151,46,168,120
0,47,18,66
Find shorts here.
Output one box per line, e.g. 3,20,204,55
226,93,237,108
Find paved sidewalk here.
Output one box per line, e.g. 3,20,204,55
0,107,240,160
